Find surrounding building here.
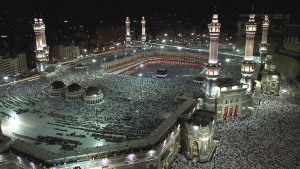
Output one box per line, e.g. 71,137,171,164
0,52,27,78
281,24,300,54
50,41,80,61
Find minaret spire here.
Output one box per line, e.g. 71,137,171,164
240,10,257,93
205,13,221,98
259,15,270,66
33,17,49,72
125,16,131,47
141,16,147,42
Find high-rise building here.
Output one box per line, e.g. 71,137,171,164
50,42,80,61
0,52,27,77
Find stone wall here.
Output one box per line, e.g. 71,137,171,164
272,53,300,79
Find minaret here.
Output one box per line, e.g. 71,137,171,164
241,12,257,93
33,18,49,72
258,15,269,68
141,16,147,42
205,13,221,98
125,17,131,46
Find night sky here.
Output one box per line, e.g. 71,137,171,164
0,0,299,51
1,0,299,23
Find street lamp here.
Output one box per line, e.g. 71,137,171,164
3,76,8,83
139,73,143,98
225,59,230,77
92,59,96,79
236,49,240,56
164,33,168,46
84,49,87,57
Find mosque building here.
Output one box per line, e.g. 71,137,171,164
1,10,280,169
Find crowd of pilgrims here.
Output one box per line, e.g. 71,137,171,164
1,51,299,168
169,75,300,169
0,58,204,147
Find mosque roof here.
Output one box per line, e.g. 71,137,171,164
187,110,215,127
50,81,65,89
84,86,102,96
66,83,82,92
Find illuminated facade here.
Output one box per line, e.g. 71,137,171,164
185,110,216,162
33,18,49,72
261,56,281,96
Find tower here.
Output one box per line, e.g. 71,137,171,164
241,13,257,93
125,17,131,46
258,15,269,67
33,18,49,72
205,14,221,98
141,16,147,42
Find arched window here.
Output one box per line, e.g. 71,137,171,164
228,106,233,119
223,107,228,120
233,105,239,119
192,141,199,157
